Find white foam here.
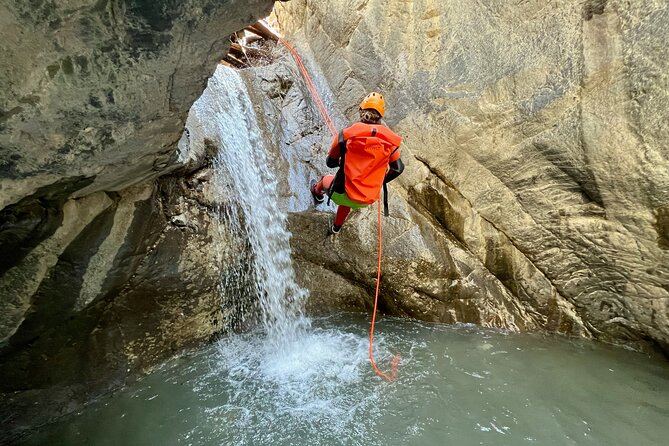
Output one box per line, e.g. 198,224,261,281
213,325,392,441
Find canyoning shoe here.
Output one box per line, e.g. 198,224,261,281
329,224,342,235
310,179,324,204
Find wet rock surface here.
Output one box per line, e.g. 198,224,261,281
275,0,669,354
0,166,250,438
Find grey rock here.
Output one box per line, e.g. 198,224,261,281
0,166,251,439
0,0,275,208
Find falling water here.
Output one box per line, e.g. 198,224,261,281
184,65,309,341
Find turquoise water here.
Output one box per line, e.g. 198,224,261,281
21,313,669,446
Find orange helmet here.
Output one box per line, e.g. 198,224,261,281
359,92,385,117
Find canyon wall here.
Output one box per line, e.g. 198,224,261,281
1,0,668,438
275,0,669,353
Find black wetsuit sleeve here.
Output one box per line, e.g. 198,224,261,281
326,156,339,168
384,158,405,183
326,129,346,168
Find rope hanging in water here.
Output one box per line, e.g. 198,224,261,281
278,37,399,382
369,201,400,382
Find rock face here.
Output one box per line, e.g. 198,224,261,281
0,0,274,208
0,0,274,437
275,0,669,353
0,160,253,436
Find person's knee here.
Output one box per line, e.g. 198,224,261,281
322,175,335,190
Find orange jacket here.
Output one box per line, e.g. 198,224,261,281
328,122,402,204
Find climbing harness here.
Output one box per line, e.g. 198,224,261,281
278,37,399,382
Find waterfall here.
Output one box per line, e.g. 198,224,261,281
179,65,384,435
182,65,309,341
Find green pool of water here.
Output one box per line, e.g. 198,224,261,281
21,314,669,446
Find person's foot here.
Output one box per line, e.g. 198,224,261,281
329,223,342,235
310,179,324,204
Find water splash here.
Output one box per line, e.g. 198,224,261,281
210,322,398,445
185,65,309,341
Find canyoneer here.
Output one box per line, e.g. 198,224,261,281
310,92,405,234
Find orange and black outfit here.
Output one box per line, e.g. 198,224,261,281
312,121,404,230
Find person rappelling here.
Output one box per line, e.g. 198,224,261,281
310,92,405,234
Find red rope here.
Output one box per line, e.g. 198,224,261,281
278,38,337,138
369,201,400,382
278,37,399,382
